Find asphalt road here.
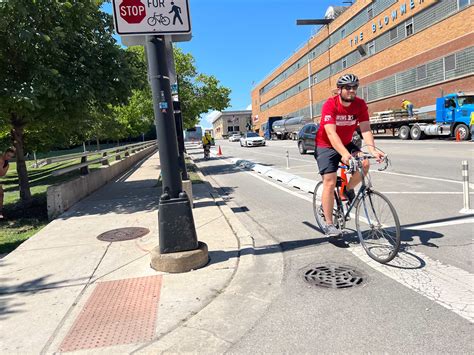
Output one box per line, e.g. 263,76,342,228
187,137,473,353
211,138,474,271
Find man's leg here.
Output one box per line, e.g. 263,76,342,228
321,172,337,224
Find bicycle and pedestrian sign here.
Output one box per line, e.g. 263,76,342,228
112,0,191,36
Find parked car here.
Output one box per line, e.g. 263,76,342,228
240,132,266,147
297,123,362,154
228,133,241,142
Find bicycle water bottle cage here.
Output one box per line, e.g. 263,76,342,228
336,176,344,187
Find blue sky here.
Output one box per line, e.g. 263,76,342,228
104,0,340,128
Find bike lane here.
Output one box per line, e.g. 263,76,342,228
190,145,473,352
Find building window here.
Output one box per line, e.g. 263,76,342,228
416,65,427,80
368,41,375,55
233,125,240,132
405,20,413,37
367,5,373,20
341,28,346,39
459,0,469,9
342,58,347,69
445,54,456,71
227,126,234,132
389,27,398,41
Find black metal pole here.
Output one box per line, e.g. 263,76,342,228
146,35,182,198
146,35,198,254
173,100,189,180
163,37,188,181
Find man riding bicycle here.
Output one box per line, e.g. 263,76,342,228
315,73,384,238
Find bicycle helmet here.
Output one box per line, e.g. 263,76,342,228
336,73,359,87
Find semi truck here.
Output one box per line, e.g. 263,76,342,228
261,116,283,139
263,116,312,140
369,92,474,141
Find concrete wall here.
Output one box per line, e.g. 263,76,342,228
47,145,156,220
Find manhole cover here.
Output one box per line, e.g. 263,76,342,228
97,227,150,242
302,264,364,289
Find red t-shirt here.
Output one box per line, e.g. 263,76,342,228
316,95,369,148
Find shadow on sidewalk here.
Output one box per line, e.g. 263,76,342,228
58,179,161,219
0,274,89,320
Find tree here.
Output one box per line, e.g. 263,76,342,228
0,1,138,206
115,46,231,130
173,47,231,128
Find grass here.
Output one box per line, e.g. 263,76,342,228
0,155,106,255
156,159,203,187
0,151,199,255
185,158,204,184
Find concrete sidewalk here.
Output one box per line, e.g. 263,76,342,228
0,151,281,354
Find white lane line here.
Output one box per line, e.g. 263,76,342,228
247,170,314,203
373,170,474,189
408,218,474,230
380,192,470,194
224,150,473,189
233,149,312,164
226,161,473,322
349,246,474,323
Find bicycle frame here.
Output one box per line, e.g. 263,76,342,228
333,162,370,227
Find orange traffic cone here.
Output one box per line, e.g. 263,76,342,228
455,130,461,141
217,145,222,156
340,167,348,201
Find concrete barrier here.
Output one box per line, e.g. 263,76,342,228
47,145,156,220
290,177,317,193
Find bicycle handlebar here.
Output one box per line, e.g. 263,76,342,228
344,154,390,174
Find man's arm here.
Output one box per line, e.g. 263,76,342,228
324,124,352,165
359,121,384,160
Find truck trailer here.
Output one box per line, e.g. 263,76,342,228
369,92,474,141
270,116,312,140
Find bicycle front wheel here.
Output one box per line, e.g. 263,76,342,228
162,16,170,26
313,181,342,232
355,189,401,263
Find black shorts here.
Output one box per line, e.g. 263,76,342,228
314,142,360,175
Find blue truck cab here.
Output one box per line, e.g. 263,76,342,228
262,116,283,139
436,92,474,140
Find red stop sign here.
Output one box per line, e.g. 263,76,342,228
119,0,146,24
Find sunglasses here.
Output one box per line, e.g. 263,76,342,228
342,85,359,91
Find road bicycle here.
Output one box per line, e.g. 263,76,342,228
313,148,401,263
147,13,170,26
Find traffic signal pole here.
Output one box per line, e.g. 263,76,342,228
145,35,198,254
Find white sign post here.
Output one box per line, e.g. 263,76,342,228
111,0,191,43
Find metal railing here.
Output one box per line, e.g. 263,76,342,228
34,141,156,177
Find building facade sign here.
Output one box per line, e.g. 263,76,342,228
349,0,427,47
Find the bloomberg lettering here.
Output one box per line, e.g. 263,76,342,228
350,0,425,47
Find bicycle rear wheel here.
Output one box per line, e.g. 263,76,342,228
355,189,401,263
313,182,342,232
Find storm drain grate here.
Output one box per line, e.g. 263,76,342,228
302,264,364,289
97,227,150,242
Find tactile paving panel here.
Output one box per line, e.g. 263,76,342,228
59,275,162,352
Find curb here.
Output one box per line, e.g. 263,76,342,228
134,154,276,353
